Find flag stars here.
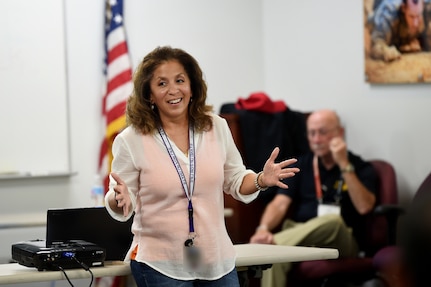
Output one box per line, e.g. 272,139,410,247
113,14,123,24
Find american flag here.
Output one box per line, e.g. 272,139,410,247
98,0,133,193
97,1,132,286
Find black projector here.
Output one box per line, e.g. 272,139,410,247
12,239,106,271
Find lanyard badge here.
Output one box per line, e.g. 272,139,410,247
183,200,202,270
158,125,202,270
313,155,342,217
184,237,201,270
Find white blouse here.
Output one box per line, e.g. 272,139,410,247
105,113,258,280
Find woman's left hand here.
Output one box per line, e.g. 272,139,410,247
260,147,300,189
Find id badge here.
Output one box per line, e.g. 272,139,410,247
318,204,341,217
184,239,202,270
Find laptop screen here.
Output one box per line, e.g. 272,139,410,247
46,207,134,261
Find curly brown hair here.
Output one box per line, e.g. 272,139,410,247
126,46,213,134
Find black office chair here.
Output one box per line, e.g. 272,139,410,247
373,171,431,287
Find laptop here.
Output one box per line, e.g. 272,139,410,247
46,207,134,261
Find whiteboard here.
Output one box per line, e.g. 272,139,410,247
0,0,70,175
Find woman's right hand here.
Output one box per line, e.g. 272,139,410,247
110,172,132,217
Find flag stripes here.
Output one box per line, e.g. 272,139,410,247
98,0,133,193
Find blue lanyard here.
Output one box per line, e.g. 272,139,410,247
158,125,196,235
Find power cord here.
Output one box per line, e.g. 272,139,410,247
54,255,94,287
72,256,94,287
56,265,74,287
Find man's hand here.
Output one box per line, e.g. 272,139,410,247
329,137,349,169
250,229,275,245
399,38,422,52
371,39,401,61
383,45,402,61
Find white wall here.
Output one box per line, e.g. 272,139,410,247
263,0,431,204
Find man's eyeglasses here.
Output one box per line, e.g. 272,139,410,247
307,127,339,138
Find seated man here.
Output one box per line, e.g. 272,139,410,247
249,109,377,287
370,0,430,61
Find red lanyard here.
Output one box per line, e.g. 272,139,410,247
313,155,322,202
313,155,344,204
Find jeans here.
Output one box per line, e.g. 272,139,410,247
130,260,240,287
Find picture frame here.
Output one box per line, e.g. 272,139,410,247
364,0,431,84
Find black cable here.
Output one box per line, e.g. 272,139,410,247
56,265,74,287
72,256,94,287
54,257,94,287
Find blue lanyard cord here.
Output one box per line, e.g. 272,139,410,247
188,200,194,233
158,125,196,234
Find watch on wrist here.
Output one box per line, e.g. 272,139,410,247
341,163,355,173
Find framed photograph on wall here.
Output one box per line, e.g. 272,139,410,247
364,0,431,83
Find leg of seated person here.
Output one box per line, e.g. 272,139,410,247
261,214,358,287
274,214,358,257
261,262,289,287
